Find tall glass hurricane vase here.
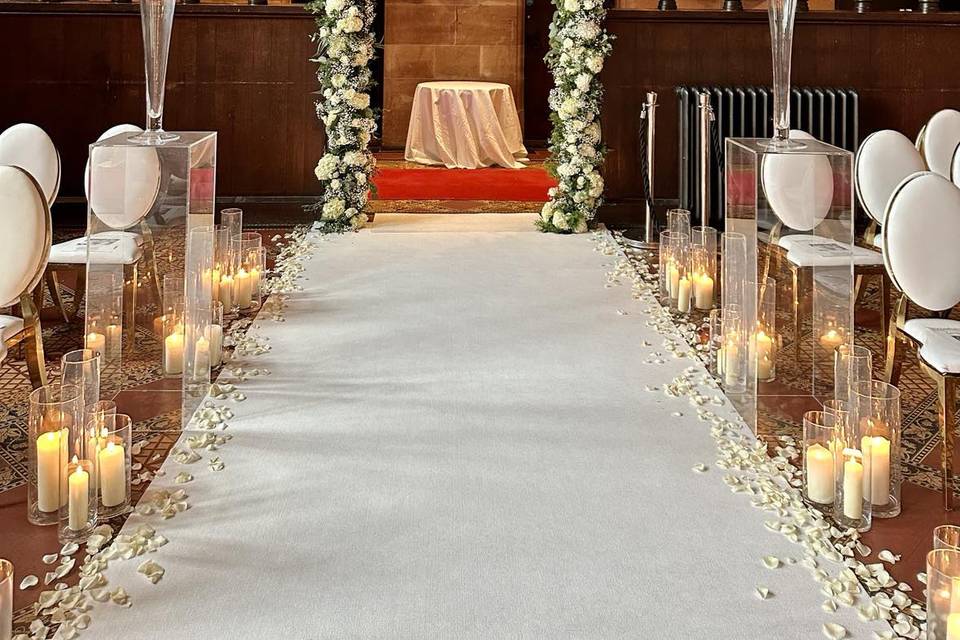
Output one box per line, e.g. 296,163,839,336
766,0,804,149
130,0,179,144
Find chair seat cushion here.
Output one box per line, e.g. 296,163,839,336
49,232,142,265
783,236,884,268
0,315,25,341
904,319,960,374
872,234,883,250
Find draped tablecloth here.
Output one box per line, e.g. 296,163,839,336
404,81,528,169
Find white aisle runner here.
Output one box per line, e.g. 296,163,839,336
91,217,886,639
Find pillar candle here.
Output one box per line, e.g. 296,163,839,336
723,341,740,386
861,434,891,506
819,329,844,350
98,439,126,508
755,331,775,380
947,613,960,640
86,430,102,490
106,324,121,355
668,262,680,299
67,460,89,531
843,450,864,520
250,267,260,295
805,443,835,504
84,332,106,356
207,324,224,367
212,268,221,302
195,335,210,374
220,274,234,309
236,268,252,308
36,430,64,513
164,331,184,375
694,273,714,309
677,276,691,313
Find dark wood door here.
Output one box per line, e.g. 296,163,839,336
523,0,554,146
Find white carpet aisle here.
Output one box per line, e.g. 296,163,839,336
91,216,888,639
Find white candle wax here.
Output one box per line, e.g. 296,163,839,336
250,267,260,295
820,329,844,350
236,268,252,308
694,273,714,309
805,443,835,504
755,331,775,380
843,451,864,520
36,430,64,513
98,439,126,508
207,324,224,367
106,324,121,355
220,274,234,309
164,331,184,375
67,460,89,531
947,613,960,640
677,276,692,312
212,268,221,303
84,332,105,356
723,342,740,386
195,335,211,374
861,434,891,506
716,346,725,376
668,263,680,299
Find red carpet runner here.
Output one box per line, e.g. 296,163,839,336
373,167,556,202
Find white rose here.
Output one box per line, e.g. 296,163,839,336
564,0,580,10
331,74,347,88
552,210,570,231
349,92,371,110
324,0,345,14
574,218,588,233
575,73,591,92
540,201,554,223
338,15,363,33
321,198,346,220
314,154,339,181
356,172,367,185
586,55,604,74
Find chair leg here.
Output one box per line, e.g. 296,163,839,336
880,273,891,358
792,266,801,362
124,263,138,348
938,375,957,511
45,270,69,323
72,266,86,322
19,294,47,389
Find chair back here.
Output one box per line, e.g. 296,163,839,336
0,123,60,206
83,124,142,198
855,130,926,225
87,125,162,229
883,171,960,311
0,165,51,307
760,129,834,232
917,109,960,179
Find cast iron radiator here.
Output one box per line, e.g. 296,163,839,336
675,86,860,225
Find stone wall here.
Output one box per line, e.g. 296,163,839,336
382,0,525,149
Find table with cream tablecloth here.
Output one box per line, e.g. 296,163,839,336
404,81,528,169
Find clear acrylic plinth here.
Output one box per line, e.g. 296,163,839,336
84,132,217,431
723,137,854,437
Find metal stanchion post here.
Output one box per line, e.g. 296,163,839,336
698,93,714,229
623,92,659,250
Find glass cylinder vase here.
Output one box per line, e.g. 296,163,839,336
851,379,901,518
803,410,837,509
215,226,238,317
754,276,777,382
834,344,873,407
667,208,692,238
220,207,242,240
94,414,133,518
691,226,718,310
162,273,185,378
58,457,96,543
927,548,960,640
834,409,872,532
208,301,224,368
61,349,101,414
232,232,262,313
0,559,10,640
27,385,82,526
935,525,960,551
659,231,688,301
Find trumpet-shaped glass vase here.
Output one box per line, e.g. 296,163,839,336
130,0,179,144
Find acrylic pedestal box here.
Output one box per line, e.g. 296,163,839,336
84,132,217,431
723,137,854,437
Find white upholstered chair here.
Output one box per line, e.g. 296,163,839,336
917,109,960,180
883,171,960,510
0,123,60,206
0,165,52,388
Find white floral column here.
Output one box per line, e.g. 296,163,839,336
538,0,613,234
308,0,378,232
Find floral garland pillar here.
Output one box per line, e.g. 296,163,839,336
308,0,378,232
538,0,613,234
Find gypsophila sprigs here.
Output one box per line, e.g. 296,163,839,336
537,0,613,234
307,0,378,233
